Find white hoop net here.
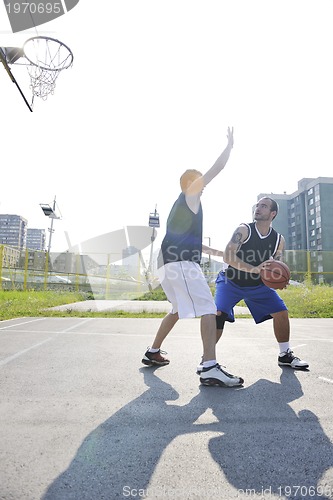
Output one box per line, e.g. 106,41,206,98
23,37,73,101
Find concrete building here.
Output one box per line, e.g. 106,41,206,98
258,177,333,251
26,228,46,251
0,245,21,268
258,177,333,284
0,214,27,249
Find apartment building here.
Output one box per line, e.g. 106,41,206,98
26,228,46,251
258,177,333,251
258,177,333,284
0,214,27,249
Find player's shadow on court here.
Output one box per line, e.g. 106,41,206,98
203,369,333,499
42,367,206,499
42,367,333,499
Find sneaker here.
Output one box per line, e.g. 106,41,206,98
200,363,244,387
278,349,309,369
142,348,170,366
196,356,204,375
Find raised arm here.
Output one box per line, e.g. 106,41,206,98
202,126,234,186
187,127,234,198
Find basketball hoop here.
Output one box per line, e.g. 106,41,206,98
23,36,74,101
0,35,73,111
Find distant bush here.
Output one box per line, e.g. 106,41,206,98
136,286,167,301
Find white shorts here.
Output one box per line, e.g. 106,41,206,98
158,261,217,319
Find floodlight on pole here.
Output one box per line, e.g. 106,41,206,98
40,196,60,253
204,236,211,274
40,204,56,217
148,206,159,276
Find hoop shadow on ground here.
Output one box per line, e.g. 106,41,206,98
42,368,333,499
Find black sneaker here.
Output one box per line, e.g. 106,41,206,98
142,348,170,366
200,363,244,387
278,349,309,369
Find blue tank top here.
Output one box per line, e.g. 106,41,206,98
159,193,203,266
225,222,282,286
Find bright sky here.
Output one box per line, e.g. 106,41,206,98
1,0,333,259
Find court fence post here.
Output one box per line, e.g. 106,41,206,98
23,248,29,291
0,245,3,290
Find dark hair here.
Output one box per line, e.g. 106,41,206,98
264,197,279,219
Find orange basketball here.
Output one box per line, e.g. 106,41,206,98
260,261,290,290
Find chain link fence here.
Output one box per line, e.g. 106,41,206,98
0,246,332,298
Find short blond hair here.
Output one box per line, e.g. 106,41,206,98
180,169,202,192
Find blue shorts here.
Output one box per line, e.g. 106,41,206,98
215,271,287,324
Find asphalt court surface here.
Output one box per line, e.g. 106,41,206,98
0,316,333,499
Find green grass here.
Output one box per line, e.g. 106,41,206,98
0,284,332,321
236,283,333,318
0,290,87,321
139,283,333,318
277,283,333,317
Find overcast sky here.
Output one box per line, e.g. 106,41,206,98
1,0,333,261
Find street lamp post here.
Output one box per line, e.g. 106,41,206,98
137,206,160,293
148,206,159,275
204,236,211,277
40,195,60,254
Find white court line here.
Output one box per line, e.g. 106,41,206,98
0,319,93,367
59,318,94,333
0,337,53,367
0,318,94,335
0,330,331,341
0,329,193,338
319,377,333,384
0,318,45,330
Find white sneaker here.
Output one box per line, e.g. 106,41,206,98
200,363,244,387
196,356,204,375
196,363,204,375
278,349,309,369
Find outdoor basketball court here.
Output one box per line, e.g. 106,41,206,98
0,316,332,499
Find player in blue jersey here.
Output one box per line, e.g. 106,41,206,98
200,197,309,372
142,127,244,387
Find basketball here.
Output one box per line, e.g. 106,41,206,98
260,260,291,289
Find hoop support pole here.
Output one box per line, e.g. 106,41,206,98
0,48,33,112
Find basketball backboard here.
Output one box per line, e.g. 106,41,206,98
0,42,33,111
3,0,80,33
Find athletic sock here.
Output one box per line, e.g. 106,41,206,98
149,348,160,353
202,360,217,369
278,342,290,355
